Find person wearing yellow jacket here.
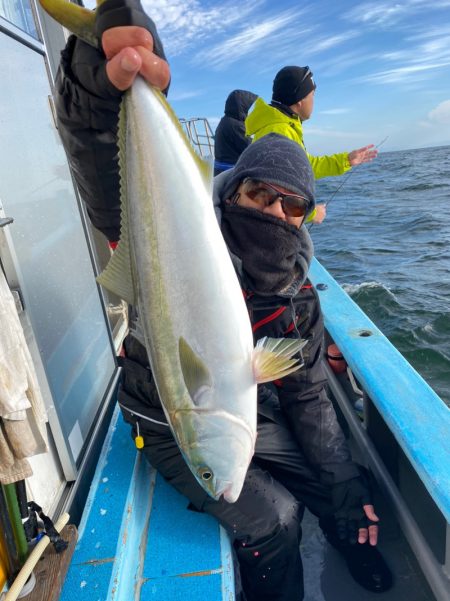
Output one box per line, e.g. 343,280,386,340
245,66,377,223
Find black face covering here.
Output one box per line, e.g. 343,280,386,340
221,205,303,295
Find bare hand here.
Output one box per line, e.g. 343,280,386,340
103,26,170,91
312,204,326,224
359,504,379,545
348,144,378,166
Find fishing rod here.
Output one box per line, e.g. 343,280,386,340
307,135,389,231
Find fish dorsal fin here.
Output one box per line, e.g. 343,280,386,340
178,337,213,406
96,102,136,305
151,88,214,194
252,337,307,384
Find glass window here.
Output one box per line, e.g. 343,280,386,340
0,32,116,466
0,0,38,39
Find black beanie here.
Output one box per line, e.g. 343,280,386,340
272,66,316,106
222,134,315,213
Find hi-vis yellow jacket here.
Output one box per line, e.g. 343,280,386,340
245,98,351,180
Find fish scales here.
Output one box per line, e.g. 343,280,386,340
123,80,257,501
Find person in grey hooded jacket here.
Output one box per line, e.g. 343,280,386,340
53,3,392,599
214,89,257,174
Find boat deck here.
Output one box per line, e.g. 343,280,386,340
60,407,234,601
59,403,438,601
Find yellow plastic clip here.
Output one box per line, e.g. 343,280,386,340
135,421,144,450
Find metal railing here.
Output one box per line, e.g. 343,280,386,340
180,117,215,158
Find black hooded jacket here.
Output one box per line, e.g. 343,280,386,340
214,90,257,165
54,0,167,242
53,33,359,487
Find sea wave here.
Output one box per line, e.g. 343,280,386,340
342,280,395,297
398,183,450,191
314,145,450,406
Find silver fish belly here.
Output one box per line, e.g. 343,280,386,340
124,78,257,503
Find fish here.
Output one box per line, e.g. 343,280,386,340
39,0,306,503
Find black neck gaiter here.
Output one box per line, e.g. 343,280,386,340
221,205,303,295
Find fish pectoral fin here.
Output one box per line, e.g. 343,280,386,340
178,337,213,405
96,231,136,306
252,336,307,384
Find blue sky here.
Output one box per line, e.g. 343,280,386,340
87,0,450,154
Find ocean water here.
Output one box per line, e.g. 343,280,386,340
311,145,450,406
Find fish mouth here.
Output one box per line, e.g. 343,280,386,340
215,482,240,504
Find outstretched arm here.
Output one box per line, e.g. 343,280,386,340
348,144,378,166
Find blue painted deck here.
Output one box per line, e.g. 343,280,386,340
309,258,450,525
60,407,235,601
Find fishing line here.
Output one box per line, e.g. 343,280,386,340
307,135,389,232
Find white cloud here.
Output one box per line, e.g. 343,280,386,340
192,9,301,69
306,126,364,139
358,60,450,84
168,89,203,101
344,0,450,27
319,108,350,115
142,0,263,56
343,2,411,26
428,100,450,124
307,32,360,55
406,25,450,41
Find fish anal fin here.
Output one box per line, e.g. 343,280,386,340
96,232,136,305
252,336,307,384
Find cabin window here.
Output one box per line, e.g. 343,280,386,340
0,0,38,39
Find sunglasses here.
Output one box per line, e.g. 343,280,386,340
239,178,309,219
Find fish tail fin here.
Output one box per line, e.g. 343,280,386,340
38,0,99,47
252,337,307,384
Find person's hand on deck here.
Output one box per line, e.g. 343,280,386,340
331,474,379,546
359,504,379,545
102,26,170,92
348,144,378,166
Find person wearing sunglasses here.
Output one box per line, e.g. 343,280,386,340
213,133,392,598
245,66,378,223
53,0,391,596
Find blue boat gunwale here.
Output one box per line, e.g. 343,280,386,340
309,258,450,524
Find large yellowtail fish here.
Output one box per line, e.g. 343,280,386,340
40,0,306,502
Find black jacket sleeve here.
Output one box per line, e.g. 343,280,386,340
53,0,168,242
276,288,361,485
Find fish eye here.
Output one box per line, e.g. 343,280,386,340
198,467,213,481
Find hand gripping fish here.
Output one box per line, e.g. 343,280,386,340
39,0,307,503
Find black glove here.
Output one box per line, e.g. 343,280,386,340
95,0,167,63
66,0,169,101
331,472,374,545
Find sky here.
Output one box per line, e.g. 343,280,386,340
86,0,450,154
